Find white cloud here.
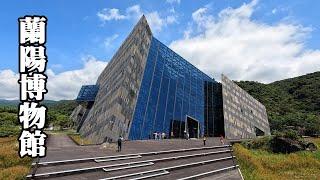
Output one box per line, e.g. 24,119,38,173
169,0,320,83
46,56,108,100
145,12,163,32
144,12,177,32
0,70,19,100
192,7,213,30
104,34,119,48
97,8,126,21
0,56,108,100
97,5,177,33
126,5,143,19
166,15,178,24
166,0,181,4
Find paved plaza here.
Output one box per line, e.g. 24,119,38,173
28,134,242,180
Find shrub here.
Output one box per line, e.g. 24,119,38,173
241,136,272,151
234,139,320,180
0,165,30,180
0,125,20,137
0,137,32,180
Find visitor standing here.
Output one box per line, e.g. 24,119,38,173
162,132,166,139
117,136,123,152
153,132,157,140
203,136,206,146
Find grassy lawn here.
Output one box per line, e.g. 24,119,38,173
0,137,32,180
233,138,320,180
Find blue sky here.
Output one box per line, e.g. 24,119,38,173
0,0,320,100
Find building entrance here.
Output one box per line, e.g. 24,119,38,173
186,116,199,138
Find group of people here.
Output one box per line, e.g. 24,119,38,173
117,134,226,152
202,135,225,146
153,132,166,140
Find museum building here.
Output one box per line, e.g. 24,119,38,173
70,15,270,143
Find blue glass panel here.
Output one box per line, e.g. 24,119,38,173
129,39,158,140
76,85,99,102
130,37,216,140
141,52,164,139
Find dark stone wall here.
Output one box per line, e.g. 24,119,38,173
221,74,270,139
78,16,153,143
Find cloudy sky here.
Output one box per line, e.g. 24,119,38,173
0,0,319,100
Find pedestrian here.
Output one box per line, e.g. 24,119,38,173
220,135,225,145
117,136,123,152
162,132,166,139
153,132,157,140
203,136,206,146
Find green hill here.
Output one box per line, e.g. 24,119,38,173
1,72,319,136
236,71,320,136
0,100,77,137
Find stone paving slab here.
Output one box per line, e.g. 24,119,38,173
30,134,241,180
40,134,226,162
36,148,230,174
199,169,242,180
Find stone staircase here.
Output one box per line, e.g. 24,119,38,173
28,137,243,180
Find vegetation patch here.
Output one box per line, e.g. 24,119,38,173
234,138,320,180
0,137,32,180
236,71,320,137
68,133,93,145
242,130,317,153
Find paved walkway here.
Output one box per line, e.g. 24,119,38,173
46,133,78,148
32,134,242,180
41,134,226,162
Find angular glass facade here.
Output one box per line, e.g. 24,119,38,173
72,16,270,143
76,85,99,102
129,37,215,140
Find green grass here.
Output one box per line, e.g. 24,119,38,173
233,138,320,180
0,137,32,180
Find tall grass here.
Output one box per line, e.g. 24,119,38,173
0,137,32,180
233,138,320,180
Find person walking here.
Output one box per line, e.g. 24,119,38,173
162,132,166,139
117,136,123,152
220,135,225,145
153,132,157,140
203,136,206,146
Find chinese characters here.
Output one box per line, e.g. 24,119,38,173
18,16,48,158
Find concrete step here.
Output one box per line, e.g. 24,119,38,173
102,162,154,172
99,156,235,180
33,145,231,167
130,170,170,180
32,147,232,175
149,160,237,180
177,165,239,180
27,148,233,179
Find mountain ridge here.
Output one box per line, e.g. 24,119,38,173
1,71,319,135
236,71,320,135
